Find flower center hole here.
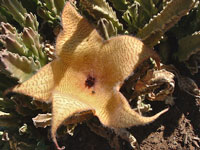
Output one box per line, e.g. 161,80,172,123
85,75,96,88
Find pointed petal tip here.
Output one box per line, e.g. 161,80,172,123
162,107,169,113
131,107,169,126
52,131,65,150
146,107,169,124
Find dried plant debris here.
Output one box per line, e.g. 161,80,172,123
164,65,200,99
32,113,52,128
134,68,175,101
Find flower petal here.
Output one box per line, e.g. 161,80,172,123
56,2,102,61
96,91,168,128
7,60,63,101
51,92,95,149
101,35,160,85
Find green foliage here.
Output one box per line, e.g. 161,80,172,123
36,0,67,25
1,0,28,27
136,0,196,47
0,50,40,83
0,0,200,149
0,22,47,66
122,0,159,34
109,0,129,11
0,0,58,149
80,0,123,38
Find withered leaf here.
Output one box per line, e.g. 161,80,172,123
32,113,52,128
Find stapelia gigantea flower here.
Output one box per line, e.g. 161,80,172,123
7,2,168,150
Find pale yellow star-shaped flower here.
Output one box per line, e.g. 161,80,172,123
7,2,168,149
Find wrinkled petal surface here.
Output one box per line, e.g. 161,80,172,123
8,2,168,149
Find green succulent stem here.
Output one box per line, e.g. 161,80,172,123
136,0,196,47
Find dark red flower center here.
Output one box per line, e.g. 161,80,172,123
85,75,96,88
